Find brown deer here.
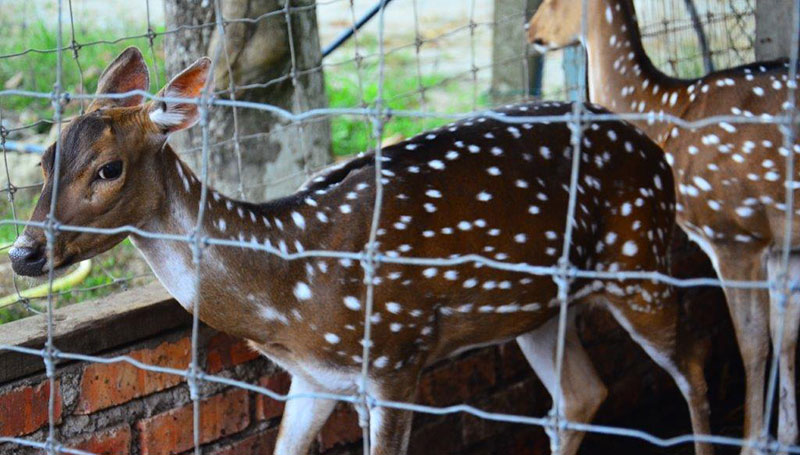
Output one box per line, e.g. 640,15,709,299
529,0,800,452
9,47,712,455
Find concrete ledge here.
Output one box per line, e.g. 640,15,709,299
0,282,191,383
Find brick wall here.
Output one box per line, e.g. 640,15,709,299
0,232,746,455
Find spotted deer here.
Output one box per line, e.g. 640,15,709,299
529,0,800,451
9,47,711,455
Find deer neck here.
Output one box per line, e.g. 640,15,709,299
130,145,312,341
585,0,688,144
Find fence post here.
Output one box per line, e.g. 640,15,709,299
491,0,543,102
756,0,796,60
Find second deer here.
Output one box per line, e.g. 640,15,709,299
529,0,800,452
10,47,711,454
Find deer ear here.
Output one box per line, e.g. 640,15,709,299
147,57,211,134
89,47,150,110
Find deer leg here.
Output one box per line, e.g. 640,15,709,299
601,289,713,455
368,374,419,455
517,311,608,455
274,374,337,455
719,285,770,455
715,248,770,455
766,253,800,451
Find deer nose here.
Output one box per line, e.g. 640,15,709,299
9,245,46,277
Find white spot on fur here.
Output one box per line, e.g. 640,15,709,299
291,211,305,230
294,282,312,300
344,296,361,310
622,240,638,256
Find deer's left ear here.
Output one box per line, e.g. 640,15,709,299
147,57,211,134
89,47,150,110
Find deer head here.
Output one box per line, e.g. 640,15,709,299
9,47,210,277
527,0,583,52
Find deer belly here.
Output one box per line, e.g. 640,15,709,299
249,340,361,393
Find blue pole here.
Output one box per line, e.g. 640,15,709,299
562,46,583,102
322,0,397,58
3,141,45,154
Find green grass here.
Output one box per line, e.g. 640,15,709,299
328,69,450,157
0,17,166,120
0,202,31,246
326,38,483,157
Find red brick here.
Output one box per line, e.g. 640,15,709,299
71,424,131,455
206,334,260,374
419,349,497,407
76,338,191,414
317,403,362,451
0,379,62,437
215,428,279,455
254,372,291,421
137,388,250,455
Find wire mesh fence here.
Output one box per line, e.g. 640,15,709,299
1,0,799,454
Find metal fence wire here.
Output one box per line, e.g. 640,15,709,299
0,0,799,454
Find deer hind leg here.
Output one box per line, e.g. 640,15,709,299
599,283,713,455
714,246,770,455
274,374,337,455
516,309,608,455
368,373,419,455
766,252,800,451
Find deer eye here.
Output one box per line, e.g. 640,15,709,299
97,161,123,181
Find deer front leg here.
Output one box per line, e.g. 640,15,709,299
767,253,800,452
274,374,337,455
725,285,770,455
714,247,770,455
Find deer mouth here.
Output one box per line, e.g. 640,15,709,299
529,39,572,54
530,38,553,54
9,238,77,279
9,236,46,277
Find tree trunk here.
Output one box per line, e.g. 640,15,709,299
164,0,331,201
756,0,797,61
491,0,543,103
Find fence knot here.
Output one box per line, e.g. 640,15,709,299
41,345,61,377
58,91,71,108
186,363,202,401
4,182,17,197
70,40,81,57
43,438,63,455
43,216,61,237
752,433,779,455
